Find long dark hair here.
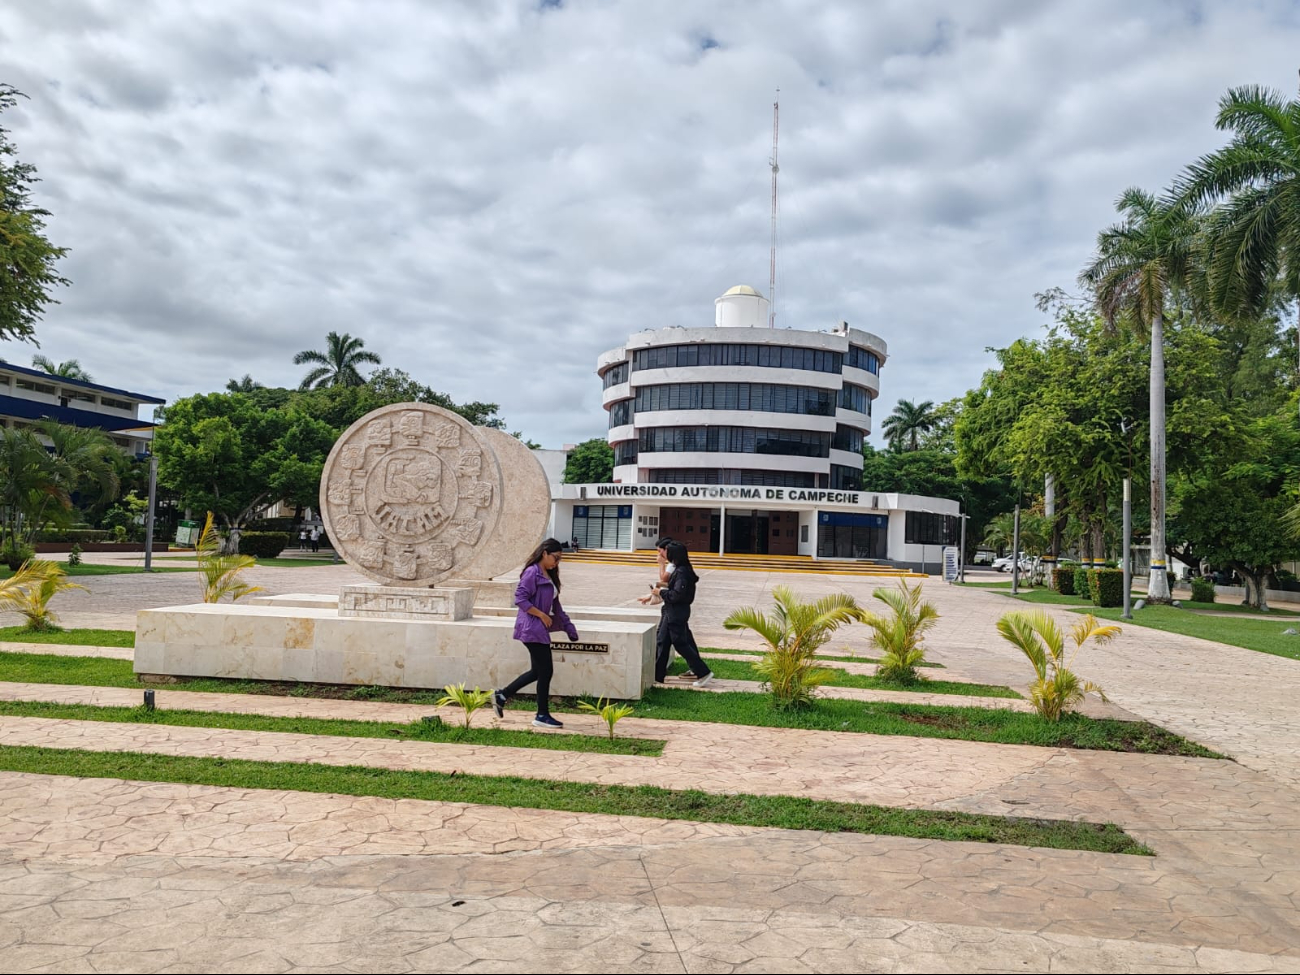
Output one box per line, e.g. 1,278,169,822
664,541,694,574
522,537,564,594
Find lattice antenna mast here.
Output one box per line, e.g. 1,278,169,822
768,92,779,328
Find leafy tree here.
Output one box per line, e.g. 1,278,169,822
881,399,937,451
293,331,382,390
154,393,334,533
31,355,92,381
1079,189,1201,602
563,438,614,484
0,85,69,344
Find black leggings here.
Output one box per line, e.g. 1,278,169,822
654,612,710,682
502,641,554,715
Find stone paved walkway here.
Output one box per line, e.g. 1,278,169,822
3,564,1300,971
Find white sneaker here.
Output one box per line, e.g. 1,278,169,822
692,673,715,688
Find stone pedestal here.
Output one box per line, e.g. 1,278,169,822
338,584,473,621
135,604,658,699
441,578,517,609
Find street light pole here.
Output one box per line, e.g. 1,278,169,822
143,451,158,572
958,512,967,584
1010,502,1022,596
1122,476,1132,619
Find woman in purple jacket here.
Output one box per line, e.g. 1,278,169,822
493,538,579,729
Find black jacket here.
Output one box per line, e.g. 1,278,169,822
660,565,698,619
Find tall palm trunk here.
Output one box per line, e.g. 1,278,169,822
1147,310,1171,602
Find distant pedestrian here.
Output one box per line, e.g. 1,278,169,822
653,541,713,687
309,526,320,553
298,528,308,551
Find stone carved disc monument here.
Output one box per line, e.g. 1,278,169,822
319,403,505,588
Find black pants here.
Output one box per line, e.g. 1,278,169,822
502,641,554,715
311,539,320,552
654,611,709,682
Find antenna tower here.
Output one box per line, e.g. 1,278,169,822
768,92,779,328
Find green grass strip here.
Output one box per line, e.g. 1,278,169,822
1180,600,1300,616
1075,605,1300,662
0,700,663,756
703,647,945,668
673,657,1017,698
0,563,195,578
0,744,1151,855
0,651,1219,757
0,627,135,647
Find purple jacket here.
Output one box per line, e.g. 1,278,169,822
513,563,579,644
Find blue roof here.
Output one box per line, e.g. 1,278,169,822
0,394,156,432
0,361,165,404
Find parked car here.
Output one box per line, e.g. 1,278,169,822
992,555,1033,573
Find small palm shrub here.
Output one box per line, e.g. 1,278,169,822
196,512,263,603
996,610,1118,721
723,586,861,709
0,559,85,631
436,683,493,728
67,543,83,567
577,697,635,739
862,579,940,684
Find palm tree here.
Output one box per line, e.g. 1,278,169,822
1078,189,1199,604
722,586,863,708
862,579,939,684
293,332,381,390
881,399,936,451
226,374,264,393
1174,84,1300,323
996,610,1118,721
31,355,93,382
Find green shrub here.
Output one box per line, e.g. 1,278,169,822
1,542,34,571
35,529,112,544
237,532,291,559
1053,567,1076,595
245,517,297,533
1190,577,1216,603
1092,569,1125,608
67,544,83,568
1074,566,1092,601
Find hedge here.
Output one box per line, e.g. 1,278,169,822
1190,577,1216,603
245,517,298,533
1074,566,1092,601
1092,568,1125,608
1053,567,1075,595
237,531,291,559
36,529,113,543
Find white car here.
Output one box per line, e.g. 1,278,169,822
992,555,1032,573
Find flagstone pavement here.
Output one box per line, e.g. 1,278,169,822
1,560,1299,972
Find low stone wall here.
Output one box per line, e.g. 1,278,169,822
136,603,658,699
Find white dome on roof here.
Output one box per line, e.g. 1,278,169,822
722,284,764,298
715,284,770,327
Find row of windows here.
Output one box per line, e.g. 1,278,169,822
572,505,632,549
633,343,842,374
846,346,880,374
614,442,639,466
633,382,836,416
639,426,830,458
905,511,959,545
838,384,871,414
608,400,633,427
831,425,864,453
648,468,820,487
601,362,629,388
830,464,863,490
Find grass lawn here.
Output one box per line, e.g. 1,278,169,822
0,700,664,756
0,627,135,647
0,563,195,579
0,744,1150,854
703,647,945,668
1077,605,1300,661
672,657,1018,698
0,650,1218,757
1180,600,1300,616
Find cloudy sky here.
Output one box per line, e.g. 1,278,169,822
3,0,1299,447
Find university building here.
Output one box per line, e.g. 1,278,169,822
548,286,960,569
0,360,161,455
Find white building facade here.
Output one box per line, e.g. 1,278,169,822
550,286,961,569
0,361,161,455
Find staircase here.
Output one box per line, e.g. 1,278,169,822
565,549,927,577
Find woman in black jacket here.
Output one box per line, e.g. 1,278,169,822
652,541,714,687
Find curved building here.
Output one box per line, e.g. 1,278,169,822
549,285,959,567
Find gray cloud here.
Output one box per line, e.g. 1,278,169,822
2,0,1298,444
